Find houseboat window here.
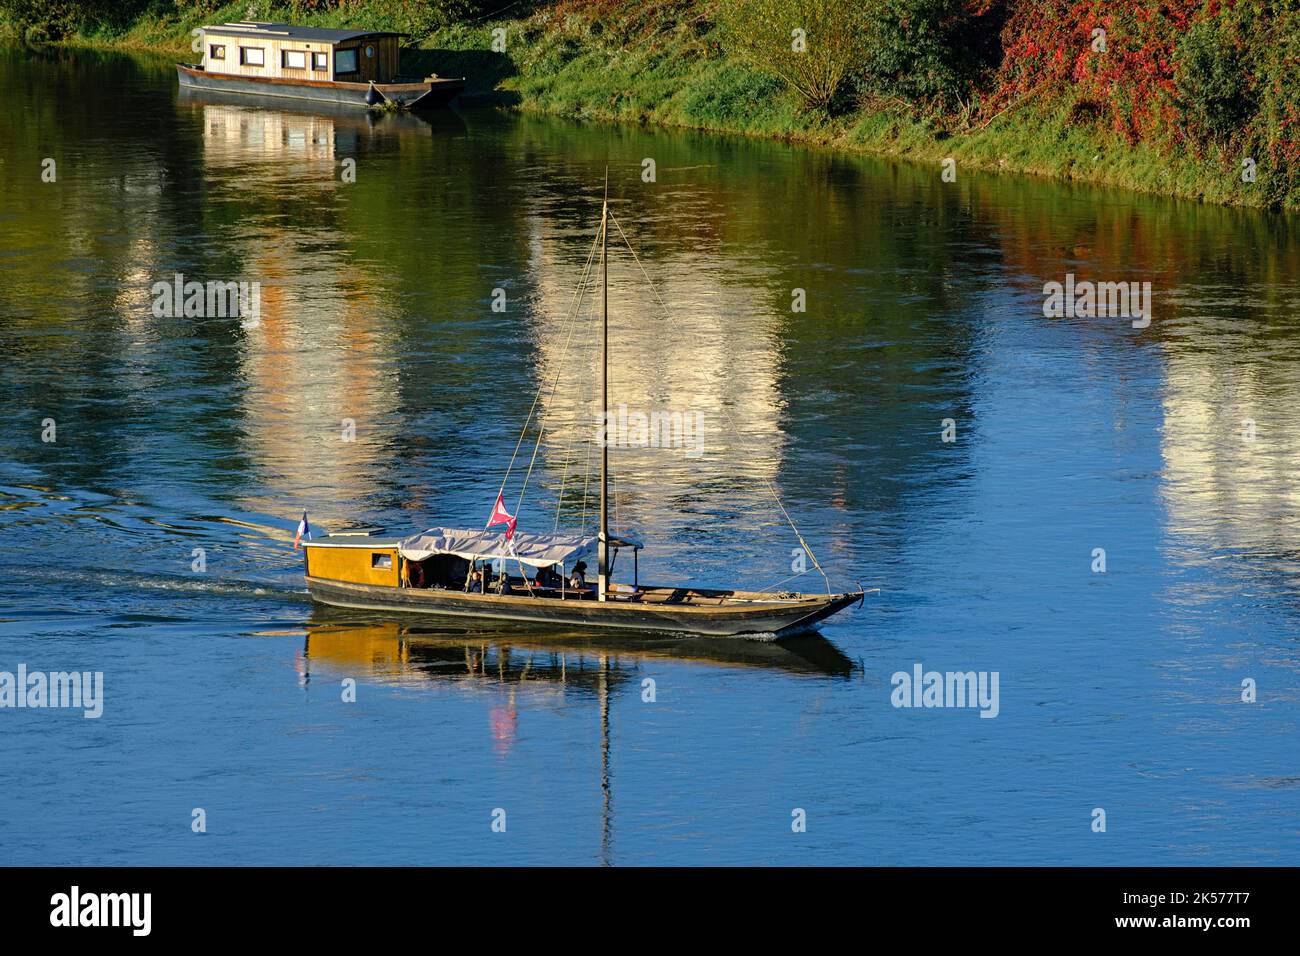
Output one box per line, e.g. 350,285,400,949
365,45,374,58
282,49,307,70
371,553,393,570
334,48,358,73
311,52,328,71
240,47,265,67
209,44,225,60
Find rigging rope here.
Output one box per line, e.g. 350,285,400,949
492,224,602,522
514,218,605,521
552,423,576,534
607,211,832,593
579,427,593,533
558,298,599,533
492,206,834,594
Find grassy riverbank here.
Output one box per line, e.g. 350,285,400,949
3,1,1296,210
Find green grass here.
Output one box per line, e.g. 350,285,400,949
5,0,1283,209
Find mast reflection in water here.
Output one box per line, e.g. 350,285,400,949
301,613,856,864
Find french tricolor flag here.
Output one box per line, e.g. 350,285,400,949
293,510,311,550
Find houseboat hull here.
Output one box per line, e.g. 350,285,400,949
304,576,864,638
176,64,463,110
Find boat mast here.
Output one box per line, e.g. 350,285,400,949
598,173,609,603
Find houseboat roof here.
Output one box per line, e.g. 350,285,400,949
201,21,406,44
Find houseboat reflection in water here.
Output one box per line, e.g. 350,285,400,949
178,84,468,160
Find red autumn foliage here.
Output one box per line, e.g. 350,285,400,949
988,0,1212,143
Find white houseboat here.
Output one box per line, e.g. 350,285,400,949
176,21,463,110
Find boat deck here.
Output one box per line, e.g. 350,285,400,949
599,586,808,606
305,575,862,637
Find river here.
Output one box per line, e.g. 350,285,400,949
0,44,1297,865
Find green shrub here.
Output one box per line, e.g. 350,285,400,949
856,0,1001,114
717,0,871,111
1174,18,1252,145
718,0,1000,115
0,0,85,39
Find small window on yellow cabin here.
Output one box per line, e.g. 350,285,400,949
209,44,225,60
371,553,393,570
312,51,328,71
282,49,307,70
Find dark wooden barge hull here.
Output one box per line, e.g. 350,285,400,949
305,576,864,638
176,64,463,110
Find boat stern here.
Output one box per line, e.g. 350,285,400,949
301,537,402,588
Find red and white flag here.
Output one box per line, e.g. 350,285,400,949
486,493,517,540
293,510,311,550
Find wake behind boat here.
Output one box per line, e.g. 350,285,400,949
301,190,865,637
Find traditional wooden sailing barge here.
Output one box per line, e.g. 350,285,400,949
302,194,864,637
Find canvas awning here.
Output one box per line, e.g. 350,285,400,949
397,528,604,569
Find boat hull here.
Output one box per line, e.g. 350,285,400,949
175,64,463,110
305,576,862,638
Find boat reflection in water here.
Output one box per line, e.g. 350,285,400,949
301,609,857,687
177,84,468,158
298,610,855,863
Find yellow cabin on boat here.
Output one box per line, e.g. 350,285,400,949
302,540,400,588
